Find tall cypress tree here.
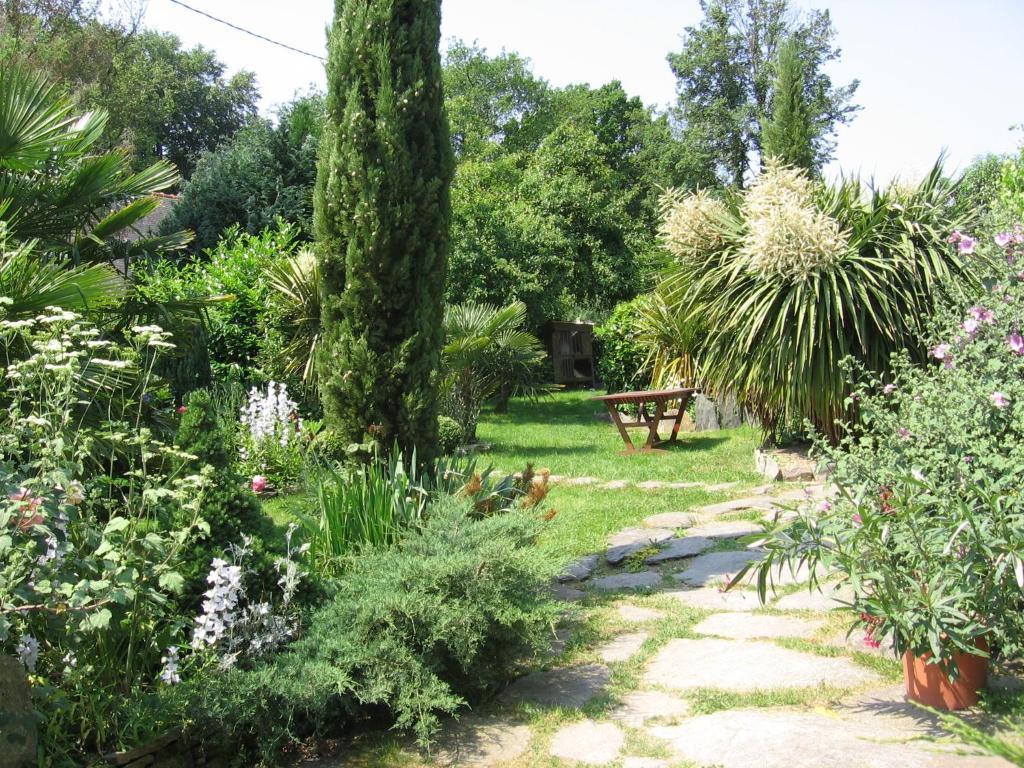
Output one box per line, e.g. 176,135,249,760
315,0,453,462
761,37,817,172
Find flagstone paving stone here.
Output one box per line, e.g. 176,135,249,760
591,571,663,592
620,759,669,768
672,550,765,587
682,519,765,539
608,690,690,727
692,496,778,516
648,709,1009,768
643,638,880,692
606,527,675,564
548,720,624,765
644,535,715,564
557,555,599,583
772,584,854,611
430,716,533,767
597,632,649,663
693,612,824,640
550,583,586,602
642,511,697,528
661,586,764,611
614,603,666,623
600,480,630,490
498,664,610,709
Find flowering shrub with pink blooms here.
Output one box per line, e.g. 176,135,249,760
745,229,1024,673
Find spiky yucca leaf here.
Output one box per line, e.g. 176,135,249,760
657,159,984,442
267,248,322,385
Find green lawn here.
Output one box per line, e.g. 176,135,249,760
476,389,760,483
474,390,763,560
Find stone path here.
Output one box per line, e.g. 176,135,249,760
380,479,1007,768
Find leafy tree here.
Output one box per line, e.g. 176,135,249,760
761,37,815,171
1,5,259,174
668,0,859,184
443,39,553,158
315,0,453,461
165,93,325,252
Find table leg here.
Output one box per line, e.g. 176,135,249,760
668,393,691,443
643,399,667,449
606,402,636,452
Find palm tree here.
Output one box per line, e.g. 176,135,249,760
0,67,191,266
442,301,547,442
266,248,321,387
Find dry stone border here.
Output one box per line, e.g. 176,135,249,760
591,571,663,592
606,527,675,565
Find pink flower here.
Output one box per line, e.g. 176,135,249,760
251,475,268,494
1008,332,1024,356
948,231,964,244
882,383,897,395
930,343,951,361
896,427,911,440
959,236,977,254
863,633,882,650
969,306,996,324
819,500,832,512
991,391,1010,409
852,513,863,526
996,231,1014,248
176,406,187,415
962,317,980,338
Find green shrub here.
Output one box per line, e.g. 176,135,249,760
172,498,559,763
437,415,464,454
175,389,283,607
594,297,652,393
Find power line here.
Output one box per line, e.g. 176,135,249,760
166,0,326,62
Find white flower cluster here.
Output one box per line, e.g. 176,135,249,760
16,634,39,671
240,381,301,453
160,646,181,685
191,556,243,649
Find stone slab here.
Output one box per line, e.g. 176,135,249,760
642,512,696,529
649,709,1009,768
693,497,776,517
683,519,765,539
693,612,823,640
600,480,630,490
558,555,600,583
615,603,666,623
672,550,765,587
609,690,690,727
549,720,624,765
606,527,675,565
772,584,854,612
551,583,586,602
498,664,610,709
704,481,738,492
661,586,765,612
566,476,599,486
643,638,879,692
636,480,665,490
431,716,532,767
666,481,705,489
597,632,649,663
621,759,669,768
591,571,663,592
645,536,715,564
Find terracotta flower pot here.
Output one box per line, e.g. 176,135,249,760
902,642,989,710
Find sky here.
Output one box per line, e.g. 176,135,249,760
136,0,1024,183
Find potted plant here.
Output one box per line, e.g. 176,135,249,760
739,232,1024,709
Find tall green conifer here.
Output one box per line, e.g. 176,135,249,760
761,37,817,172
315,0,453,462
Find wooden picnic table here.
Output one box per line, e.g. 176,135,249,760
593,388,696,453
